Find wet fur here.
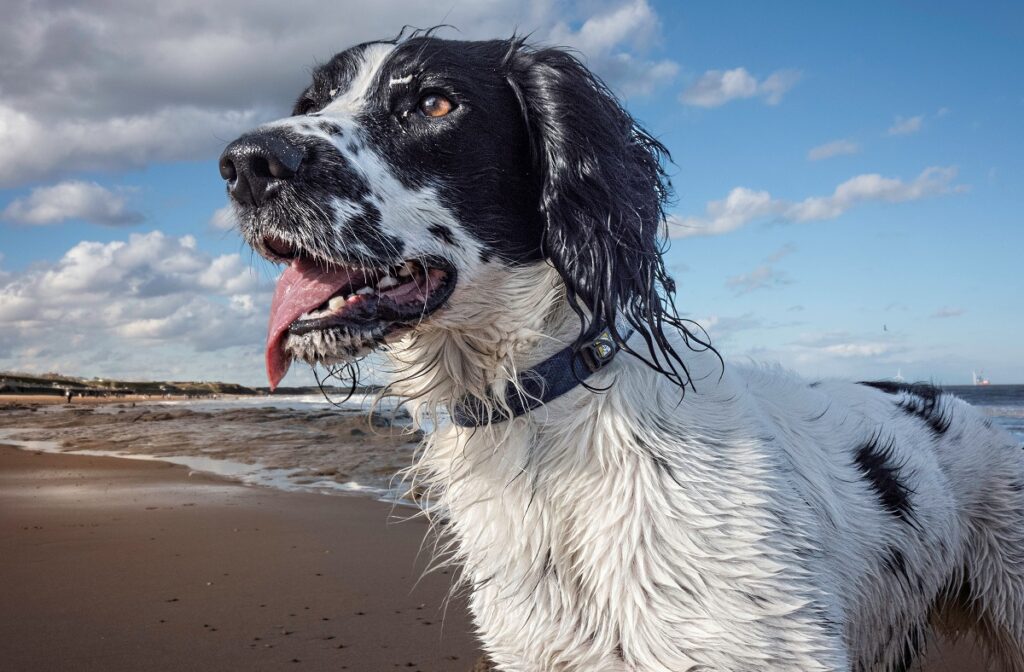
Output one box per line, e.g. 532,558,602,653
226,34,1024,671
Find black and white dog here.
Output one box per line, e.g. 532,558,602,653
220,34,1024,671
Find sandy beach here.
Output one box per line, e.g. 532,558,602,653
0,444,482,671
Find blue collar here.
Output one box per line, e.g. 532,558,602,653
450,324,632,427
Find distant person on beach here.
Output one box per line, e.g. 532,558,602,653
64,389,72,404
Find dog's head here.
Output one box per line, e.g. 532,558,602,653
220,34,702,390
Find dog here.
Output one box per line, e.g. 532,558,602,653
219,33,1024,671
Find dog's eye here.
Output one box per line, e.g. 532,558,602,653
418,94,453,118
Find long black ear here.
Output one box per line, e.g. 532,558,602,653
505,41,714,390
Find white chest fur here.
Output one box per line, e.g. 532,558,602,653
409,358,847,671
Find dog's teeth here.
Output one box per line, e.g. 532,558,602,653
328,296,346,311
378,275,399,290
356,286,375,295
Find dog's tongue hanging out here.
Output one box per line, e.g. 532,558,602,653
265,259,353,390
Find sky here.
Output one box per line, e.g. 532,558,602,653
0,0,1021,387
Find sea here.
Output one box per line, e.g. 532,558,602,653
942,385,1024,439
0,385,1021,502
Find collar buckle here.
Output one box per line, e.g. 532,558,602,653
578,329,618,373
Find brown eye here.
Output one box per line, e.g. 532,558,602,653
418,94,453,118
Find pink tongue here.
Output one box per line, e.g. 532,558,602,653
265,258,354,390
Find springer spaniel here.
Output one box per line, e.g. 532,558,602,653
219,33,1024,671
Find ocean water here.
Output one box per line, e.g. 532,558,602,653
943,385,1024,440
1,385,1021,501
0,394,420,502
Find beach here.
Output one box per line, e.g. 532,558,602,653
0,395,423,499
0,444,482,671
2,393,1016,671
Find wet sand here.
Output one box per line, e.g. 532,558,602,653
0,399,422,495
0,445,482,671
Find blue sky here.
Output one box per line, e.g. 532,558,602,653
1,0,1020,386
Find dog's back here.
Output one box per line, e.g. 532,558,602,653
744,371,1024,670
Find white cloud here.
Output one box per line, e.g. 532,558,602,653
785,166,961,222
758,70,802,105
788,331,905,364
2,180,143,226
548,0,679,97
599,55,679,97
668,187,780,238
209,205,237,231
681,68,756,107
679,67,801,108
725,265,792,295
669,166,963,238
0,231,274,379
819,342,893,358
807,139,860,161
0,103,268,187
553,0,658,53
724,244,796,295
696,313,763,341
930,306,965,319
765,243,797,264
887,114,924,136
0,0,676,186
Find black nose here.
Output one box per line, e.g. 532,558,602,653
219,132,304,206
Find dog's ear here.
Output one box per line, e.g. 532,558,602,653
505,42,712,389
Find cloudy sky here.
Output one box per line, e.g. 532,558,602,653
1,0,1021,387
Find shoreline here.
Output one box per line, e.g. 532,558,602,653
0,395,420,501
0,427,406,503
0,444,482,671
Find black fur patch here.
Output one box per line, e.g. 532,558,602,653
852,432,915,522
859,381,951,435
893,625,923,672
318,121,344,136
427,223,458,246
883,546,910,583
345,201,404,257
